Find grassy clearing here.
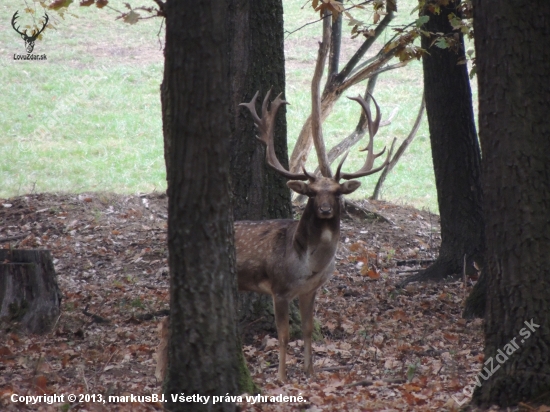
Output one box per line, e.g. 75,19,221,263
0,0,451,212
0,1,165,196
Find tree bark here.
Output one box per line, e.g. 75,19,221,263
228,0,298,345
401,0,484,285
0,249,60,335
228,0,292,221
462,266,486,319
162,1,239,410
471,0,550,407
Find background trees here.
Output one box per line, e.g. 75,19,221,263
401,0,484,286
161,0,239,410
472,0,550,406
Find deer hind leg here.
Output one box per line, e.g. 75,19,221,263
273,295,290,382
299,290,317,377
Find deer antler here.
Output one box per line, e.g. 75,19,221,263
335,93,396,181
33,13,49,38
11,11,26,37
240,90,309,181
11,11,48,39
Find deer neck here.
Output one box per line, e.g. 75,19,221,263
293,199,340,272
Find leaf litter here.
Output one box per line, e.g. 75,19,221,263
0,192,493,411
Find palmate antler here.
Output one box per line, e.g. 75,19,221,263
239,89,309,181
240,90,395,183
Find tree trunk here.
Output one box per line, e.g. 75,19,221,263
471,0,550,407
162,0,239,410
401,0,484,285
462,267,486,319
0,249,60,335
228,0,298,345
228,0,291,221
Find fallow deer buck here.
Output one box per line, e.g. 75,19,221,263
236,90,394,382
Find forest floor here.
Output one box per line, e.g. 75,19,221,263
0,192,500,411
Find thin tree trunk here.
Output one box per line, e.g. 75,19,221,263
471,0,550,407
162,0,239,410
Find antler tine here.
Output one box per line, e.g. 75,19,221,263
239,91,261,124
334,151,349,182
302,166,316,182
240,90,308,181
34,13,49,37
11,11,25,36
261,88,273,118
338,94,395,180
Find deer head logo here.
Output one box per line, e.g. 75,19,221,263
11,11,49,54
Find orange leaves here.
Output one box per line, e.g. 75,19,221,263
79,0,108,8
312,0,344,20
361,266,380,279
35,375,49,394
390,309,408,322
49,0,74,10
348,241,364,252
348,240,381,279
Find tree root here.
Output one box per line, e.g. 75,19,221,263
398,257,460,288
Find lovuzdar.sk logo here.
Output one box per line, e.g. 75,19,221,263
11,10,48,60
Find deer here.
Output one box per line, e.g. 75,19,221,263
11,11,49,54
236,89,395,382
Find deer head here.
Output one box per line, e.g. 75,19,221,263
12,11,49,54
237,90,394,382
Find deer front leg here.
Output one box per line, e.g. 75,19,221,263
299,290,317,377
273,295,290,383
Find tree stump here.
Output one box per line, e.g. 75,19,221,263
0,249,61,334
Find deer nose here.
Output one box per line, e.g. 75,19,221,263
319,204,332,215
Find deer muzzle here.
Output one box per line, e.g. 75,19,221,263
319,204,333,217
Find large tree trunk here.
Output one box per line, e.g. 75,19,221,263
162,0,239,410
228,0,297,344
401,0,484,285
228,0,291,221
471,0,550,407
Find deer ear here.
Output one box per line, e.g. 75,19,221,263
287,181,310,195
340,180,361,194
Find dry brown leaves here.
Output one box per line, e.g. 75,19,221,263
0,193,491,411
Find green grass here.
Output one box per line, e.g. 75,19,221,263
0,0,459,213
0,1,165,196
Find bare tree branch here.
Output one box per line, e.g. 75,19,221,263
290,11,399,174
371,94,425,200
311,11,333,177
335,11,395,83
328,9,342,78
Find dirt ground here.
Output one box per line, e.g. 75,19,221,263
0,192,487,411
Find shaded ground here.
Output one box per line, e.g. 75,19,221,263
0,192,487,411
